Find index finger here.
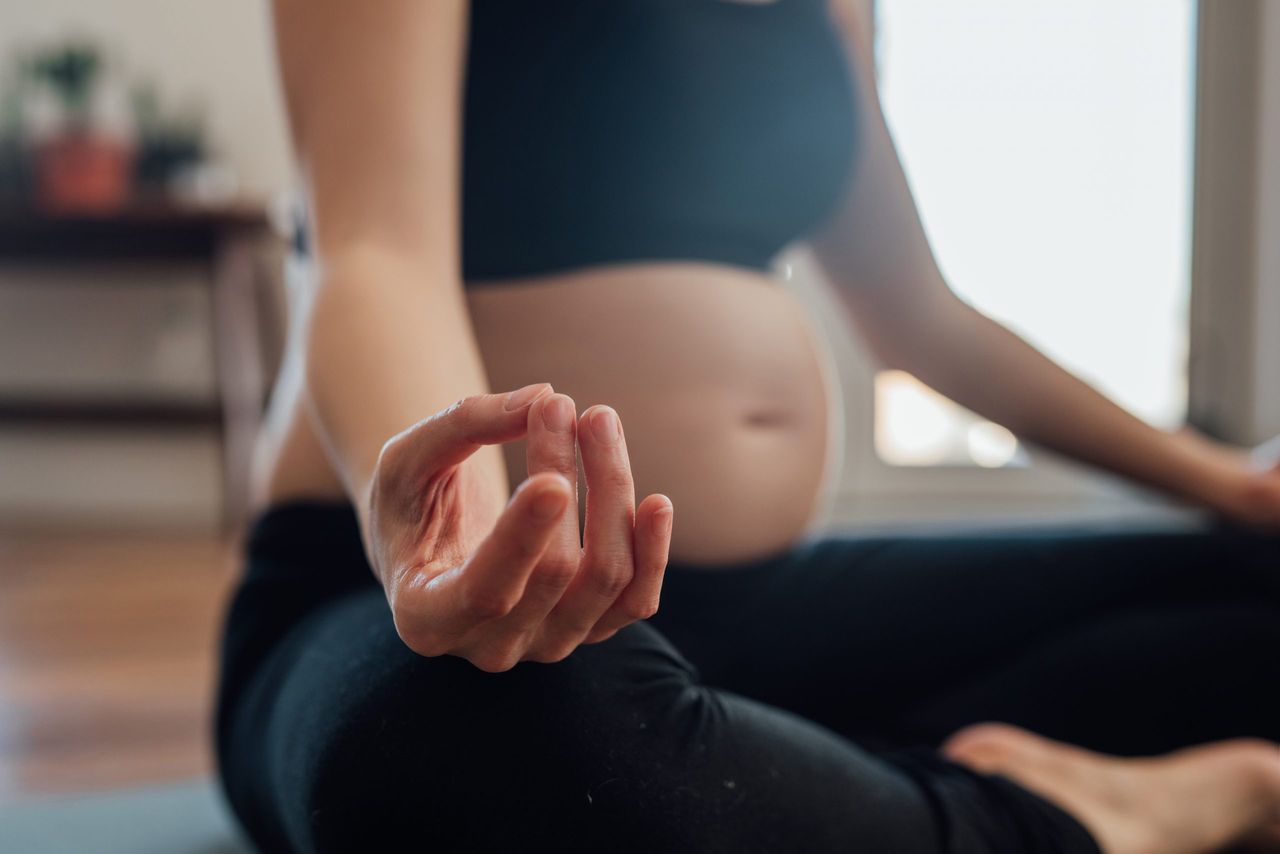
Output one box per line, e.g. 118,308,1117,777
392,383,555,476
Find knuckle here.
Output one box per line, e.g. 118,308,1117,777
509,532,541,560
626,597,659,621
598,468,634,492
583,628,618,645
394,620,447,658
595,574,631,599
453,393,485,414
510,525,554,560
540,448,577,474
410,636,451,658
590,563,633,598
550,641,580,661
526,643,574,665
390,600,420,637
440,394,482,431
547,638,583,662
460,587,516,620
529,558,578,591
376,431,410,470
549,615,594,641
469,655,505,673
471,647,521,673
372,433,417,495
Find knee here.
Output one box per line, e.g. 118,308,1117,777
290,621,700,851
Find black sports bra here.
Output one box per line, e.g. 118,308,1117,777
464,0,857,281
300,0,859,283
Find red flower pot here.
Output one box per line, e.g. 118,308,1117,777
35,133,134,213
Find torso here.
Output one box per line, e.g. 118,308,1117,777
259,262,836,566
258,0,855,566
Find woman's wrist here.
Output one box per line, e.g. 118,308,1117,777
1163,427,1254,518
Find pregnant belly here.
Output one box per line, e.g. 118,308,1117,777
468,262,835,566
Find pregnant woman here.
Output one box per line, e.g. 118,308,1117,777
216,2,1280,852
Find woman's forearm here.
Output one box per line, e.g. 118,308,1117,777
270,0,489,532
855,283,1243,509
305,248,509,523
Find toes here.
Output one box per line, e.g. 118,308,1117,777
942,723,1041,772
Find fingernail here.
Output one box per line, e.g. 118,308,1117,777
505,382,550,411
655,504,674,533
590,408,620,445
541,395,574,433
530,487,567,520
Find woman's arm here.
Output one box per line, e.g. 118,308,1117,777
272,1,673,670
274,0,500,518
814,0,1264,520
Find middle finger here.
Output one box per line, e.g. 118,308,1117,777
488,393,583,642
539,405,636,648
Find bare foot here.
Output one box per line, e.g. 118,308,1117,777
941,723,1280,854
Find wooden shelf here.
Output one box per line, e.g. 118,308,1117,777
0,397,221,427
0,200,272,261
0,199,274,527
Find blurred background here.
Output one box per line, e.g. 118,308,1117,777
0,0,1277,851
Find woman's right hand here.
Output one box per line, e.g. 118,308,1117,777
366,384,674,672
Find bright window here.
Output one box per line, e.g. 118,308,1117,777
873,0,1197,467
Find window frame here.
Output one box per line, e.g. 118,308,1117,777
1188,0,1277,446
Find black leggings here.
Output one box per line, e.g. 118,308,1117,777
216,503,1280,854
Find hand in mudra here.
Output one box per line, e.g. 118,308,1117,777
367,383,674,672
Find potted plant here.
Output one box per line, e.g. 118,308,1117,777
27,40,133,213
132,82,206,198
0,82,30,205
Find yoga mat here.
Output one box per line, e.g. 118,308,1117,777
0,778,249,854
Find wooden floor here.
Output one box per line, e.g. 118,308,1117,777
0,527,238,804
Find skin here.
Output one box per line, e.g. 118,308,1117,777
942,724,1280,854
263,0,1280,849
369,386,672,671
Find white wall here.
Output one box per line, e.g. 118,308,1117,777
0,0,293,201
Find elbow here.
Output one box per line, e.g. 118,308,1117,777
839,281,969,380
836,289,933,371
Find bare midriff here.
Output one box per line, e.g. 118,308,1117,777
257,262,835,566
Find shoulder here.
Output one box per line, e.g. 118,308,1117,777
826,0,872,47
825,0,877,85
